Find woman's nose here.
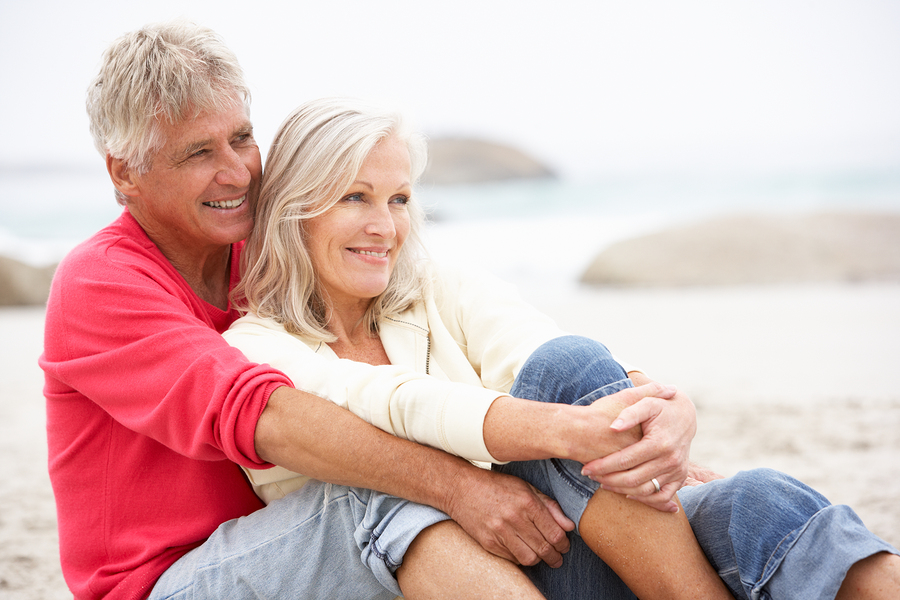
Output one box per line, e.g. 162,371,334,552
365,203,397,238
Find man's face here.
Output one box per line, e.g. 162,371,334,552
123,102,261,259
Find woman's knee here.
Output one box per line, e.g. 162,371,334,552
512,336,627,404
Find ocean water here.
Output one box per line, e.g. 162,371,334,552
3,165,900,285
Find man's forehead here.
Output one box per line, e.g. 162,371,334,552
158,106,253,153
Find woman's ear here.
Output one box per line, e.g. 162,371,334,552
106,155,140,198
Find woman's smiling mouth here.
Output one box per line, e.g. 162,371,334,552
349,248,388,258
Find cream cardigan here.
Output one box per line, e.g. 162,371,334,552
223,263,633,503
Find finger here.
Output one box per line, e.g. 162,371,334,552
582,436,660,477
630,479,682,509
609,394,668,432
505,524,563,568
526,494,572,566
502,534,541,567
518,533,564,568
591,455,682,488
537,493,576,534
608,383,677,416
600,475,674,499
625,492,680,513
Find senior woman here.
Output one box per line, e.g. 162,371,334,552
223,98,899,600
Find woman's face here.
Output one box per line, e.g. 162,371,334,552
305,135,412,311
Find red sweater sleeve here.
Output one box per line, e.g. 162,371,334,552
40,211,292,600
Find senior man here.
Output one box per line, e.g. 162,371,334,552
41,20,900,600
39,20,708,600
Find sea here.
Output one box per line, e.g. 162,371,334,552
3,165,900,288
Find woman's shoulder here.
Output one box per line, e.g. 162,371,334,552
225,313,306,346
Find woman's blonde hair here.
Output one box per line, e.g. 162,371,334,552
235,98,430,342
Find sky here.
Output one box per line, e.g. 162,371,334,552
2,0,900,179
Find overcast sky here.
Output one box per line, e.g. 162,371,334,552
2,0,899,178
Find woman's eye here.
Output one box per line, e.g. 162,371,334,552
391,195,410,205
343,193,363,202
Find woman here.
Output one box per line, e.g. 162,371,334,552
224,98,899,599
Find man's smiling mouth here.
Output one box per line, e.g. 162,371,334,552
203,196,245,209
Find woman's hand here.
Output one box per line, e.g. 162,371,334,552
483,380,695,513
579,380,697,513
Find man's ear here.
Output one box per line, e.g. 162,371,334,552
106,155,140,198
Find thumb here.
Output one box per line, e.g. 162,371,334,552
609,388,672,431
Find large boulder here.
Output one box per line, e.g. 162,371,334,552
580,212,900,286
421,137,555,185
0,255,56,305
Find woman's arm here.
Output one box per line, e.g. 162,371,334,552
254,385,575,567
439,265,697,510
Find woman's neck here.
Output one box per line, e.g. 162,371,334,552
324,301,391,366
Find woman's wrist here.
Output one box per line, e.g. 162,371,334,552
483,396,572,462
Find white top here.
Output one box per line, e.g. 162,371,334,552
223,263,634,502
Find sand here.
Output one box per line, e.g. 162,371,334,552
2,279,899,598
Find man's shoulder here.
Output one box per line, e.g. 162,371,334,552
56,211,162,278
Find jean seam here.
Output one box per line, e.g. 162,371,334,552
549,458,595,501
368,531,402,570
747,506,826,597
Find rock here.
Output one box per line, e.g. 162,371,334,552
421,137,555,185
580,212,900,287
0,255,56,305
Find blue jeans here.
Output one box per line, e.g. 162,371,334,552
148,483,449,599
495,335,899,600
151,335,898,599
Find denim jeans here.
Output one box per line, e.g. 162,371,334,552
151,335,898,599
494,335,899,600
148,482,449,599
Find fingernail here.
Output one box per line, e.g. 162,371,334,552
665,384,677,393
610,418,625,430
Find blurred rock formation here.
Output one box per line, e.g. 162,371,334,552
581,212,900,286
421,137,555,185
0,255,55,306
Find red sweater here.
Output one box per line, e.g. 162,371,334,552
40,210,292,599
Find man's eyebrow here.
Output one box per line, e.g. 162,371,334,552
234,122,254,137
178,139,212,159
174,123,254,161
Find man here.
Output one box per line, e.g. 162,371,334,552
42,20,899,600
40,20,694,600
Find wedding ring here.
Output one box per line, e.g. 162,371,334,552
651,478,661,493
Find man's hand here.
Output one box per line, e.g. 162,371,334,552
684,461,725,486
443,465,575,568
580,383,697,513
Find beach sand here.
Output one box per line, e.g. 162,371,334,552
2,281,899,598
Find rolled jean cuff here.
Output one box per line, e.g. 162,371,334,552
535,377,634,534
759,504,900,600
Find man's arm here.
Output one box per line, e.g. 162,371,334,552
255,386,574,568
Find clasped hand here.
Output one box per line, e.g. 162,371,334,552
579,381,697,512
